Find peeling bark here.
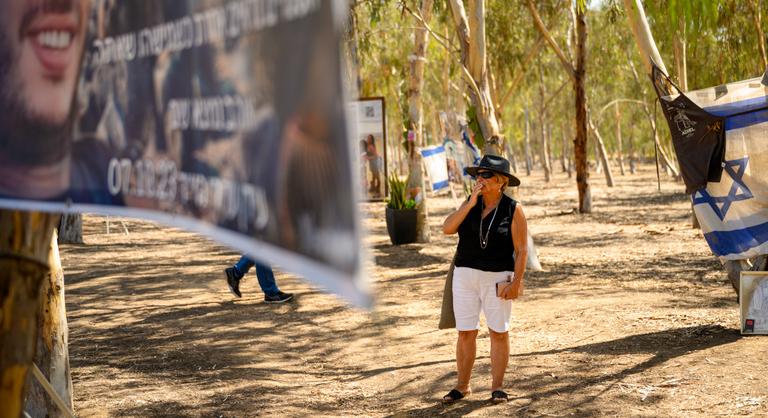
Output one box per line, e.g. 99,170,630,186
0,210,59,417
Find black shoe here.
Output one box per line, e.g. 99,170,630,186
225,267,242,298
264,291,294,304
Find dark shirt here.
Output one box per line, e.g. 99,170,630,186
455,195,516,272
68,138,124,205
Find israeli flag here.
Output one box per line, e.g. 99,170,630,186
461,131,482,167
662,72,768,261
420,145,449,191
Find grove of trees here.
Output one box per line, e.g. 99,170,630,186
349,0,768,213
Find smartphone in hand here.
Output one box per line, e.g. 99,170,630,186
496,275,513,298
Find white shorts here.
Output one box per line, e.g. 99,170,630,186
453,267,513,332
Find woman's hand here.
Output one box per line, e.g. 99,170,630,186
468,181,483,207
500,278,523,300
443,181,483,234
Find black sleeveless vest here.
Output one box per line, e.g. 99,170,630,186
455,195,516,272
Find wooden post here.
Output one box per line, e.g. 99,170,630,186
0,210,59,418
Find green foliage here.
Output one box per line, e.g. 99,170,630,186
465,105,484,147
351,0,768,172
386,173,417,210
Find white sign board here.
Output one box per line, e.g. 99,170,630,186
740,271,768,334
348,97,387,200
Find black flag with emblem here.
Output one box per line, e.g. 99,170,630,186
651,65,726,194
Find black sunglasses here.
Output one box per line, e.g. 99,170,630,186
476,171,496,179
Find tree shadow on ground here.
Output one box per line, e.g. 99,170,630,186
63,222,458,415
395,325,740,417
373,243,445,270
525,252,723,295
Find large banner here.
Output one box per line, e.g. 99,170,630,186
653,66,768,262
0,0,369,306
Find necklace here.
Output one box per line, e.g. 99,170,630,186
479,200,499,249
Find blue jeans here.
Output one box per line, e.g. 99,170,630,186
233,256,280,297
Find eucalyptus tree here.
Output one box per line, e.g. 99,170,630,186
58,214,83,244
0,211,59,416
448,0,504,155
353,0,418,176
527,0,594,212
403,0,435,243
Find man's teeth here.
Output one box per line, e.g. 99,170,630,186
36,31,72,49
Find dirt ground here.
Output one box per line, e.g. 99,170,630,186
60,164,768,417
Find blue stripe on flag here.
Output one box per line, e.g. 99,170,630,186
432,180,449,190
421,146,445,157
703,221,768,257
703,95,768,117
725,108,768,131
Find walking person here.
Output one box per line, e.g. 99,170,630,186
225,256,294,303
441,154,527,404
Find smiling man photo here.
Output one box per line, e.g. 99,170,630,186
0,0,90,200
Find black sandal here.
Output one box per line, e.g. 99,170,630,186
442,389,467,404
491,390,508,403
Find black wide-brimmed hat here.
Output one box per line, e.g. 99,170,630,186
465,155,521,187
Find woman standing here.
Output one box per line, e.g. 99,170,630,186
441,154,527,404
364,134,382,196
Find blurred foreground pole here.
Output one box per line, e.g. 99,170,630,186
0,210,59,418
25,229,74,417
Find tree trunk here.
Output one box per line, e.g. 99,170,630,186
647,106,679,178
57,214,83,245
672,29,688,91
615,103,625,175
406,0,433,244
449,0,502,154
589,117,615,187
546,123,554,175
345,1,363,94
541,123,552,181
672,11,688,92
623,0,669,75
505,142,519,174
524,108,532,176
628,134,637,174
574,5,591,213
25,230,73,418
624,0,682,178
560,122,569,174
593,137,602,175
749,0,768,71
527,0,590,212
538,65,551,182
0,210,59,417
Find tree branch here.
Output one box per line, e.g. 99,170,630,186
400,1,457,53
526,0,576,82
496,36,546,112
542,78,569,112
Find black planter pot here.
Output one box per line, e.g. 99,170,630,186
385,207,418,245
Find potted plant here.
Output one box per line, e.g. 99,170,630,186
385,173,418,245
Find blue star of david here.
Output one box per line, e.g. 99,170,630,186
692,157,753,221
